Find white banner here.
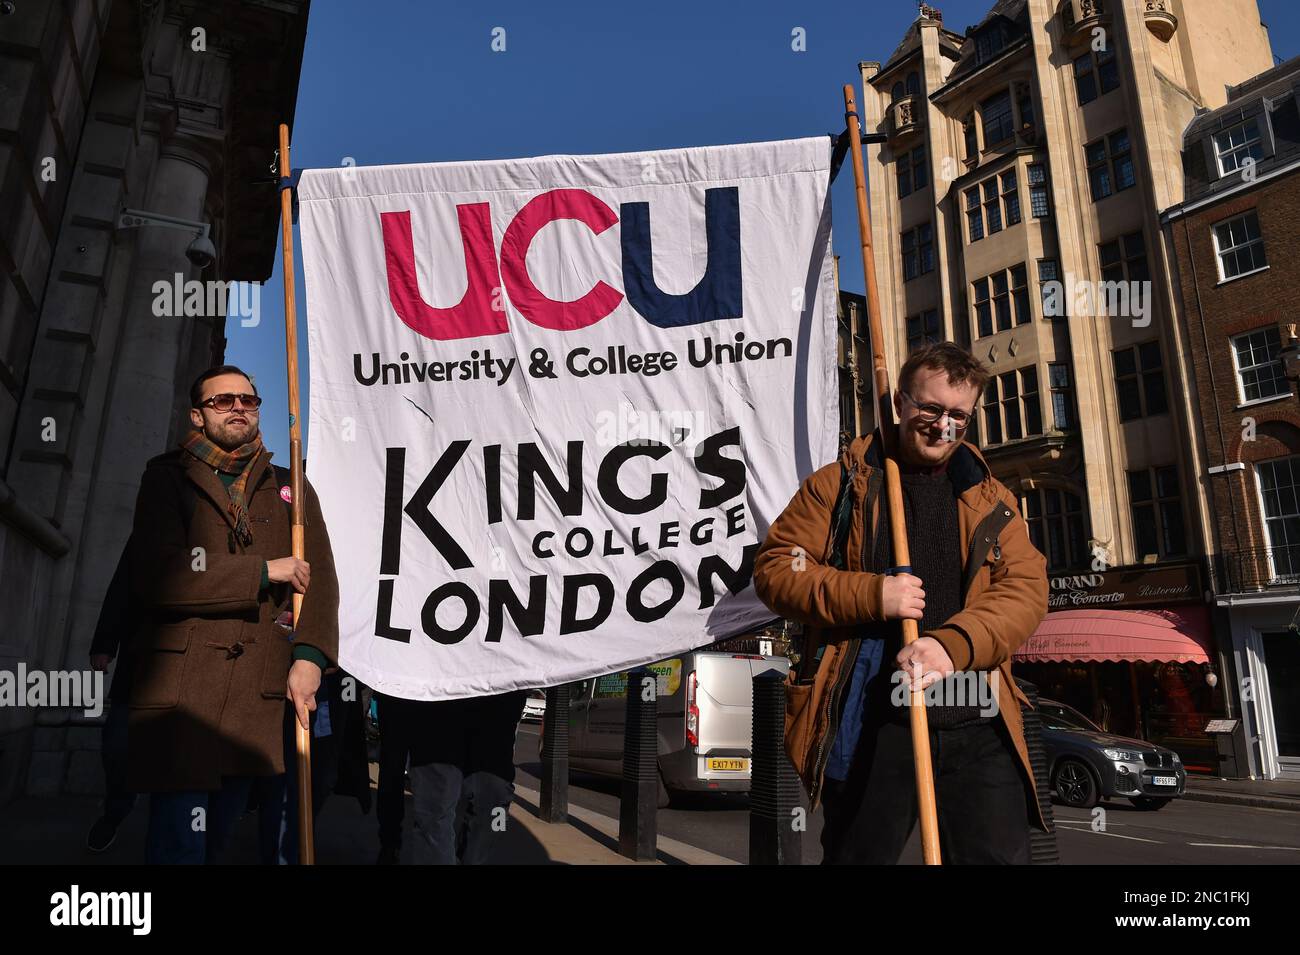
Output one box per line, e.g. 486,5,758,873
298,137,838,699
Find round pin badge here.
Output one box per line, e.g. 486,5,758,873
280,485,292,503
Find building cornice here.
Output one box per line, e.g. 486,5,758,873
1161,155,1300,224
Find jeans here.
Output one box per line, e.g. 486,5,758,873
145,704,304,865
100,702,136,826
820,718,1031,865
375,693,416,852
251,704,304,866
407,691,526,865
145,776,257,865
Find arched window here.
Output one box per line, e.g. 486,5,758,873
891,81,905,102
906,71,920,95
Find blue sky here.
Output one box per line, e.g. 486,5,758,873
228,0,1300,457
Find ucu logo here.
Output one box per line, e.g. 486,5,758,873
380,187,742,341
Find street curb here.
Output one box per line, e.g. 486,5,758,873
1182,789,1300,812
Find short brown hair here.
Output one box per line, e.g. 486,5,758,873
190,364,257,407
898,342,989,396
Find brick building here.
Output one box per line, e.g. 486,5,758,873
1163,54,1300,781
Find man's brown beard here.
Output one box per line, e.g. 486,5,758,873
207,420,260,452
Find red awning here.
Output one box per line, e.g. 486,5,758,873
1013,606,1212,664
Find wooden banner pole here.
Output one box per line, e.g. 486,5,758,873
842,85,942,865
277,122,314,865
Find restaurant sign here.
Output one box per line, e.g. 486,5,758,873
1048,563,1203,610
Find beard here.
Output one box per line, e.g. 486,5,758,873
206,417,260,452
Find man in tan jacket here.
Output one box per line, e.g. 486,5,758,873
754,342,1048,864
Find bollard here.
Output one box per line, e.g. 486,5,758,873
1018,679,1060,864
749,668,802,865
618,667,658,860
539,684,570,823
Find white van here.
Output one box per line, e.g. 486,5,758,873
554,651,790,805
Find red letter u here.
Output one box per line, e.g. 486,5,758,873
380,205,506,341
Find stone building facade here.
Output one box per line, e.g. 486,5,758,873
859,0,1273,572
0,0,309,801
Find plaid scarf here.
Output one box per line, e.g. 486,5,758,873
180,430,267,545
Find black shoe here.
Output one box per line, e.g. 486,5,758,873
86,816,119,854
376,844,400,865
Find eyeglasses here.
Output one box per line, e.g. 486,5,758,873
198,393,262,413
899,389,973,430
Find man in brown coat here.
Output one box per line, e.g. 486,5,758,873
754,342,1048,864
127,364,339,864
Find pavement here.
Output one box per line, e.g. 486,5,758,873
510,785,737,865
3,717,1297,865
0,762,737,866
1182,775,1300,812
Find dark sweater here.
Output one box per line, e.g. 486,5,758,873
870,465,990,728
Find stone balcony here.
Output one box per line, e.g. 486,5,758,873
889,94,924,139
1060,0,1110,46
1142,0,1178,42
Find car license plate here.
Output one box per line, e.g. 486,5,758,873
708,758,749,772
1152,775,1177,786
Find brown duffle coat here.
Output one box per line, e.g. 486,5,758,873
126,448,339,792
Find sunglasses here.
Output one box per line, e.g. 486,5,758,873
899,390,973,430
198,393,263,413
